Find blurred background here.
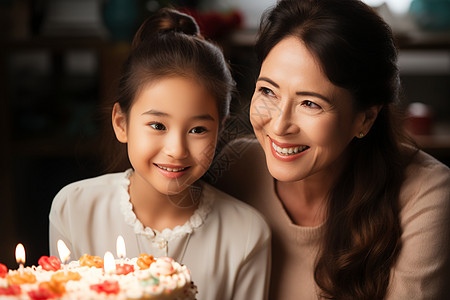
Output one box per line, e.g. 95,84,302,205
0,0,449,268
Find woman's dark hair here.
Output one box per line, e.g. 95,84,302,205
257,0,415,298
105,8,235,171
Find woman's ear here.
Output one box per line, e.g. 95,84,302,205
112,103,128,143
355,105,382,138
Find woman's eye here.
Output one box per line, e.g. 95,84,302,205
189,127,207,134
302,100,321,109
259,87,275,97
150,123,166,130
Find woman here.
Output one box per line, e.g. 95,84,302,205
215,0,450,299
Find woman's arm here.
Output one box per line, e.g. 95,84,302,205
387,154,450,299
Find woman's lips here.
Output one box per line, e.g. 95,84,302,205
268,136,310,162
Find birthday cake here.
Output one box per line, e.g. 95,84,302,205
0,253,197,299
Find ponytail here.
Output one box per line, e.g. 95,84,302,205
132,8,201,50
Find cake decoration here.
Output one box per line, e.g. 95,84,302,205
0,239,197,299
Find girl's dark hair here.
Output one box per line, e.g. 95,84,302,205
257,0,415,298
105,8,235,171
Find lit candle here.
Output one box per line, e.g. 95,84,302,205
116,236,126,265
15,243,25,274
115,236,134,275
103,251,116,275
9,243,36,284
57,240,70,274
57,240,70,263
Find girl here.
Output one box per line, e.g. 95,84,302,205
215,0,450,299
49,8,270,300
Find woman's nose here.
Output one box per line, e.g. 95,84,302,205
272,102,298,136
164,133,189,159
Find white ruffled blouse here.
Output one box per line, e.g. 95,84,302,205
49,170,271,300
119,169,212,242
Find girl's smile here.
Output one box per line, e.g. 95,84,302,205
154,163,190,179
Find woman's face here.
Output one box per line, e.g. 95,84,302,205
250,36,365,182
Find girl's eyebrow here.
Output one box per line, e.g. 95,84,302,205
193,114,216,121
142,109,167,117
257,77,331,103
142,109,215,121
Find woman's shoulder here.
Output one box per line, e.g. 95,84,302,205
405,150,450,182
202,181,270,235
400,150,450,209
213,136,263,170
209,137,268,198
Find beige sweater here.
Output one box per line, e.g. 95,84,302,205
214,138,450,300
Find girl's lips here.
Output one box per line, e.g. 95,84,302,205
154,163,190,179
268,136,310,162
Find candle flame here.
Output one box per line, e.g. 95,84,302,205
104,251,116,274
116,235,126,259
15,243,25,264
57,240,71,263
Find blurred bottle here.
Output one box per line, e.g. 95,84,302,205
103,0,139,41
406,102,434,135
409,0,450,31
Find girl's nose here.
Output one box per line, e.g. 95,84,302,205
164,133,189,159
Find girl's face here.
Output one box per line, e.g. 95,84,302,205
114,76,219,197
250,36,366,183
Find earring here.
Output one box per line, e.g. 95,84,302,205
359,132,364,138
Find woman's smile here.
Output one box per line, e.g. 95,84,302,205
269,136,310,162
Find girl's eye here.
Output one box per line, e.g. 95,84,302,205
259,87,275,97
302,100,321,109
150,122,166,130
189,127,207,134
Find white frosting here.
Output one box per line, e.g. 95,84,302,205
1,257,197,300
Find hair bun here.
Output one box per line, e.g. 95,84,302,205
132,8,201,49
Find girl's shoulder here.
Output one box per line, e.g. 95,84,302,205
58,170,130,192
52,170,131,207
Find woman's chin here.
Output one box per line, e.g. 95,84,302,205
266,162,305,183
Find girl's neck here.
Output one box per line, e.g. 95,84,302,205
129,173,200,232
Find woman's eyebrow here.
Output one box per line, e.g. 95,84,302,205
296,91,331,103
257,77,330,103
257,77,279,88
